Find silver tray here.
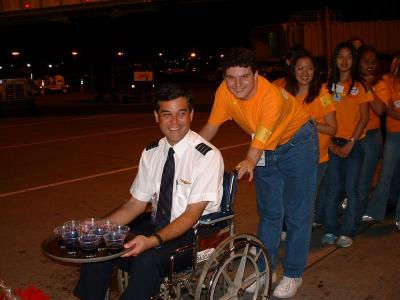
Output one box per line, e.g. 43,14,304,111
41,233,134,263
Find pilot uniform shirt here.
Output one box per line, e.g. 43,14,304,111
130,129,224,224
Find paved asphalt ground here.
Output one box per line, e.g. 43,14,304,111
1,91,399,299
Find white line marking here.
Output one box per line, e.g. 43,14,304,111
0,126,158,150
0,142,249,198
0,118,208,150
0,114,127,129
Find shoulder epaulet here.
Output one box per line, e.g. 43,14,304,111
145,141,159,151
195,143,212,155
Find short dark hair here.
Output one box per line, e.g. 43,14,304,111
154,83,193,112
221,47,257,74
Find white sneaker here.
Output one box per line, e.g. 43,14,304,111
335,235,353,248
245,272,276,293
273,276,302,298
280,231,287,242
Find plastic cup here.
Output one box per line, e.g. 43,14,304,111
79,233,100,257
63,220,81,231
110,225,130,236
91,227,108,250
103,232,126,254
62,229,80,254
101,220,117,231
53,225,68,248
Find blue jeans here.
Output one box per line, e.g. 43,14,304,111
255,121,318,278
358,129,383,222
314,162,328,224
324,140,363,238
365,132,400,222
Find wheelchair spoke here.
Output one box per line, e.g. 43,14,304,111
233,243,249,287
221,269,235,289
241,272,258,290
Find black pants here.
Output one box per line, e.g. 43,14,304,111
73,217,194,300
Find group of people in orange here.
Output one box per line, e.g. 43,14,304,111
276,37,400,246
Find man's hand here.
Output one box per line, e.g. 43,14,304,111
121,235,156,257
235,159,255,181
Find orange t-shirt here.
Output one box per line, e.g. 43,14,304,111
366,79,390,131
272,77,286,88
296,87,335,163
384,75,400,133
208,76,309,150
328,81,373,139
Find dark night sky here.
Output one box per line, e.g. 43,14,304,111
1,0,400,62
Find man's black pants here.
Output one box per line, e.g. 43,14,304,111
73,217,194,300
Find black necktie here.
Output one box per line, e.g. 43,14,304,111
155,147,175,230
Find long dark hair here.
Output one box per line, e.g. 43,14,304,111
285,51,321,104
328,41,358,95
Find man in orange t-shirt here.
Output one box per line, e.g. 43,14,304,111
199,47,318,298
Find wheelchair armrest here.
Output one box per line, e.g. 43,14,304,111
199,211,234,225
169,242,195,280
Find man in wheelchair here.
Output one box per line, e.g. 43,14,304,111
74,83,224,300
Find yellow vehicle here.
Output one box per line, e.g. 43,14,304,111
39,74,69,95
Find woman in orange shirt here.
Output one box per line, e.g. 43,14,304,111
322,41,372,248
284,51,337,224
363,54,400,231
356,46,389,223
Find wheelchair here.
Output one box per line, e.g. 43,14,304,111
113,171,272,299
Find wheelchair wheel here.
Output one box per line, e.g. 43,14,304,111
194,233,271,299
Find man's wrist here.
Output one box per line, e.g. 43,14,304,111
152,232,164,247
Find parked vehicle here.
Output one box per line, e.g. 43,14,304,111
0,78,36,116
37,74,69,95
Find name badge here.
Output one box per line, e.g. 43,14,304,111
251,133,266,167
331,83,344,94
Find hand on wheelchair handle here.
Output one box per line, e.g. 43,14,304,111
235,159,254,182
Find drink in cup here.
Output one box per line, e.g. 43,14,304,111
79,233,100,257
62,229,80,254
91,227,108,250
104,231,126,254
54,225,67,248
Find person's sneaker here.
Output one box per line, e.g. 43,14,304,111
335,235,353,248
321,233,337,245
245,272,276,293
395,220,400,231
273,276,302,298
362,215,379,225
362,215,374,222
341,198,348,210
280,231,287,242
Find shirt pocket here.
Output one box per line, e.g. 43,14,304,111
173,183,190,219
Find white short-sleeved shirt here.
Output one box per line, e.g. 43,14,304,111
130,130,224,223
